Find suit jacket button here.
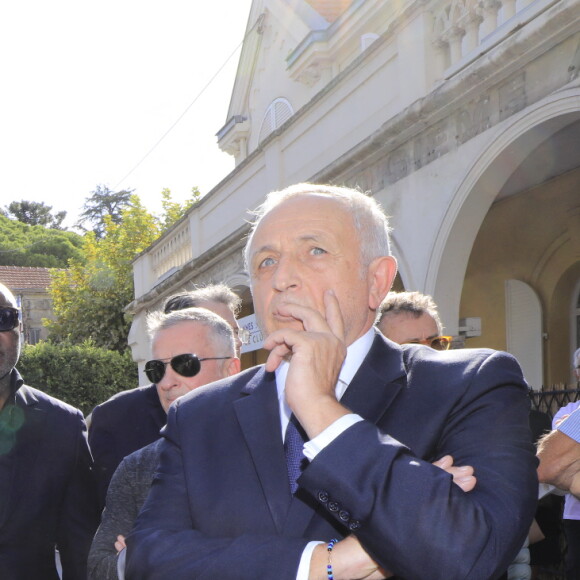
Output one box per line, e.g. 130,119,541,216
349,520,361,530
317,490,329,503
339,510,350,522
328,501,339,512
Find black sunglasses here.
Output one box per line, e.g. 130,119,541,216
0,307,20,332
144,353,231,384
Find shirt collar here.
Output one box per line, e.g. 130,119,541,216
275,327,375,404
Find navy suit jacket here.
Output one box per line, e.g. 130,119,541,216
0,370,99,580
89,383,166,510
127,334,538,580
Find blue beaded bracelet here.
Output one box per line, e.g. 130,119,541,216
327,538,338,580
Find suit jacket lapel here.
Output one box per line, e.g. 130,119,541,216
341,332,407,422
0,386,47,530
234,368,291,534
232,336,407,538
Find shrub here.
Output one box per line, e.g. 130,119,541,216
18,340,138,416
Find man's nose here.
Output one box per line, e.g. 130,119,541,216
157,366,178,389
271,256,300,291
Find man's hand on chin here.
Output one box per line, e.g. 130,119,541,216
263,290,349,439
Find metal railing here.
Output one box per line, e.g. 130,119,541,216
530,385,580,419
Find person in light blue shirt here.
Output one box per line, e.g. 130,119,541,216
537,349,580,498
552,398,580,580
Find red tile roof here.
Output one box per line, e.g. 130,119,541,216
304,0,352,22
0,266,54,292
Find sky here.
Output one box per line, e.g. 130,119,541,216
0,0,254,229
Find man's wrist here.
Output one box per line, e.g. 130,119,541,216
308,544,330,580
292,396,348,440
304,414,363,461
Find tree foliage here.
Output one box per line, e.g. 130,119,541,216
75,185,134,238
5,200,67,229
159,186,200,230
0,214,83,268
47,196,161,352
36,185,199,352
18,340,138,415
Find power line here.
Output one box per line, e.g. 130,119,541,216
114,13,263,190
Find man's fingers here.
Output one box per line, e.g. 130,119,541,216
432,456,476,493
274,302,328,333
433,455,453,469
264,338,292,372
323,289,345,342
455,475,477,493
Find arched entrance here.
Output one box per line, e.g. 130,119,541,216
432,88,580,386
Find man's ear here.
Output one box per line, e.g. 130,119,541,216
368,256,398,311
226,357,242,377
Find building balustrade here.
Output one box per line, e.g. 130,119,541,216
150,221,193,283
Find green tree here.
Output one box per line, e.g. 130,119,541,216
159,187,200,230
75,185,134,238
47,196,161,352
0,214,83,268
5,200,67,229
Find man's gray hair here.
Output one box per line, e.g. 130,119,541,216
243,183,392,272
147,307,235,356
163,283,241,316
377,291,444,334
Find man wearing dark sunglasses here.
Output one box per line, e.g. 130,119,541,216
0,283,99,579
89,283,243,511
88,306,240,580
376,290,452,351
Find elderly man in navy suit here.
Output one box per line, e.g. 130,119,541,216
0,282,98,579
127,183,538,580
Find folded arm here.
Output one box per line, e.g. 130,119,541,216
299,351,538,580
537,411,580,497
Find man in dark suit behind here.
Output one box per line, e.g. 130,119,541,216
0,282,99,579
127,183,538,580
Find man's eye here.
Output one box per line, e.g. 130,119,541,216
258,257,276,268
310,247,326,255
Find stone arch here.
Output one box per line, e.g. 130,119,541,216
429,86,580,335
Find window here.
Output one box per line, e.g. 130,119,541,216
27,328,41,345
258,98,294,144
505,279,543,389
361,33,379,52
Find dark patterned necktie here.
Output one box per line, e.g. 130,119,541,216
284,414,309,494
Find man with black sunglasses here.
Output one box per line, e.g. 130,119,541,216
0,282,99,579
88,306,240,579
88,283,243,511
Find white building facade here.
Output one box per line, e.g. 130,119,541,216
129,0,580,389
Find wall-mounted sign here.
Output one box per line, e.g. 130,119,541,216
238,314,264,354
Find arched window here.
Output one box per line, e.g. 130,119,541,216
258,98,294,144
505,279,543,390
361,33,379,52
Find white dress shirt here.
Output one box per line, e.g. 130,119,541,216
274,328,375,580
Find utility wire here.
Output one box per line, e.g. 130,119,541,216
114,13,263,190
